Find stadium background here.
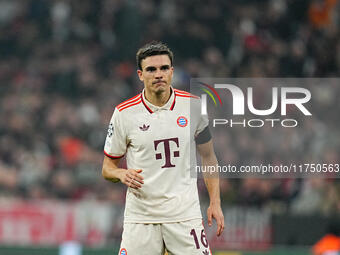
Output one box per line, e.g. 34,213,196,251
0,0,339,254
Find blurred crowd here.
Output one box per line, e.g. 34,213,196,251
0,0,340,216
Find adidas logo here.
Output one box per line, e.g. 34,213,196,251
139,124,150,131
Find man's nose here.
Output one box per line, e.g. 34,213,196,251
154,68,163,79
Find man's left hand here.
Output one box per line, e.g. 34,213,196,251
207,203,225,236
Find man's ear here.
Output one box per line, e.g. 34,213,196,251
137,69,143,82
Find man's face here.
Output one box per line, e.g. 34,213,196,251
137,55,173,95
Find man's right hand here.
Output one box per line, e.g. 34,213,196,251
119,169,144,189
102,156,144,189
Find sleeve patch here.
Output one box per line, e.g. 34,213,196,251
195,126,212,144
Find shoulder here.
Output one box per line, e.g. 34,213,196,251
174,89,200,99
116,93,142,112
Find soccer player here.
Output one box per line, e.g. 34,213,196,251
102,41,224,255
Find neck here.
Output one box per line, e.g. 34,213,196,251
144,87,171,107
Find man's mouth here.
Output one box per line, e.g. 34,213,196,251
153,81,166,85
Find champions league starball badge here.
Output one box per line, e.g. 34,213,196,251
107,123,114,137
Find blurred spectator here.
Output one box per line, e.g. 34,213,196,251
312,221,340,255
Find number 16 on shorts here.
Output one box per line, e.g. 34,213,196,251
190,227,211,255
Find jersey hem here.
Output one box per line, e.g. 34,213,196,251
123,215,203,224
103,150,124,159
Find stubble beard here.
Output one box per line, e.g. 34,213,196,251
153,83,169,97
154,88,165,96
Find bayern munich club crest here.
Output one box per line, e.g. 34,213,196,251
177,116,188,127
120,248,127,255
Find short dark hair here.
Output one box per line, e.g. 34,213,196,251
136,41,173,70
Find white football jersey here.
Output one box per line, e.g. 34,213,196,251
104,87,208,223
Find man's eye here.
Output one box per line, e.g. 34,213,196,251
146,67,156,72
161,66,170,70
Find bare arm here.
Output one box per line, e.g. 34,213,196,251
102,156,144,189
197,140,225,236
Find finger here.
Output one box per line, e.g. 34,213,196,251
132,172,144,184
127,179,142,189
216,216,224,236
130,182,142,189
123,177,131,186
134,177,144,184
132,177,142,188
126,172,133,180
124,174,134,186
125,170,143,186
207,210,212,227
221,224,225,235
217,222,222,236
129,184,141,189
216,223,221,236
129,170,144,184
127,170,141,178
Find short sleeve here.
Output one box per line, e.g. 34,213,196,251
104,107,127,158
196,113,209,137
194,98,209,137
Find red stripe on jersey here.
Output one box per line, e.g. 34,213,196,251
174,90,199,99
170,93,176,110
141,96,153,113
118,99,141,111
117,94,141,109
117,94,140,108
104,150,124,159
174,89,190,95
175,94,200,99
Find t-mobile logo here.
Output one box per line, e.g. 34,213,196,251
154,138,180,168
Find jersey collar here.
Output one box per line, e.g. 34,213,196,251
141,87,176,113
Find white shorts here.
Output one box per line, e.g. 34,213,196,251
118,218,212,255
